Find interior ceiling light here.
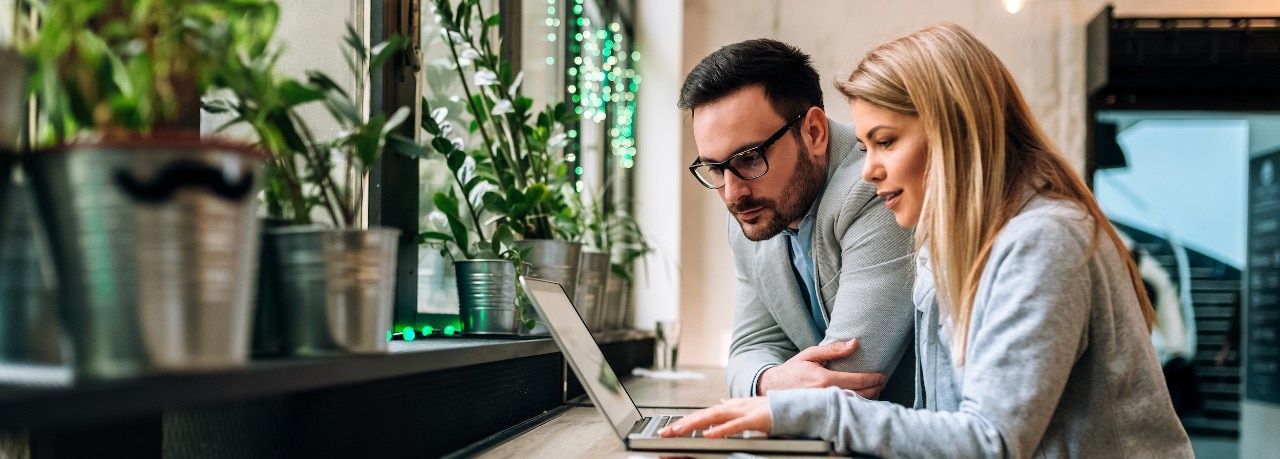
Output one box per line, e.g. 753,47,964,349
1003,0,1025,14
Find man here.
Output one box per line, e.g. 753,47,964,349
679,39,916,404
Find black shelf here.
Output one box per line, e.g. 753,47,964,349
0,330,656,458
0,337,560,430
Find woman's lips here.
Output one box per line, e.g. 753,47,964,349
883,191,902,210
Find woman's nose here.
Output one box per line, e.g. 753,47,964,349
862,156,884,183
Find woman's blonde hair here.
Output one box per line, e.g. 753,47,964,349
836,23,1154,364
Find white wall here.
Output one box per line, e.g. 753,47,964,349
633,0,685,335
202,0,367,140
638,0,1280,368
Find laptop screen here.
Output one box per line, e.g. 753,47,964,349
521,277,644,438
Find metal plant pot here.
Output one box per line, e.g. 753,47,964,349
250,218,298,357
268,226,399,355
454,259,518,335
513,239,581,336
602,270,631,331
0,152,10,244
26,138,264,379
0,48,24,151
574,251,610,332
0,182,62,365
0,47,22,261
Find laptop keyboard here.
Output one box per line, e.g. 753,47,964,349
632,415,745,439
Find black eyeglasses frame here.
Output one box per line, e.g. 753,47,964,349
688,112,807,190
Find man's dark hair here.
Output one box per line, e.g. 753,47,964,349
678,39,823,120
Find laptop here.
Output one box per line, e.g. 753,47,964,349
520,276,832,454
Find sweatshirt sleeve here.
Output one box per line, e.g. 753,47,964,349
769,215,1095,458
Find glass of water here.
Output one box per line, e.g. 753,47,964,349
654,320,681,370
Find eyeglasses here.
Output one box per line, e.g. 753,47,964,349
688,112,805,190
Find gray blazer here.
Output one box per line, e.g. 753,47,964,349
768,195,1193,458
724,119,917,402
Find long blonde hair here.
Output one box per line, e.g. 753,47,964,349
836,23,1154,364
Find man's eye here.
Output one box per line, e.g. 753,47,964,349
737,151,764,165
707,165,726,176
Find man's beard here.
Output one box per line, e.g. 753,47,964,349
729,142,826,241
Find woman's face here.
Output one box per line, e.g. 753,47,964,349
852,99,929,227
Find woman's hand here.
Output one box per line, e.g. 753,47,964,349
658,397,772,438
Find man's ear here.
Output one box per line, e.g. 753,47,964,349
802,107,829,159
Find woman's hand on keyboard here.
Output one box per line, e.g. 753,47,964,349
658,397,770,439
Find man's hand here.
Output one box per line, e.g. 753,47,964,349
757,339,887,398
659,397,771,439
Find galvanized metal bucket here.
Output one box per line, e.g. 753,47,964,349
454,259,518,335
268,226,399,355
574,251,610,332
0,181,63,365
513,239,581,335
602,270,631,331
250,218,298,357
0,47,23,262
25,138,264,379
0,49,24,151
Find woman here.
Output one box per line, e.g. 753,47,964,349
659,23,1193,457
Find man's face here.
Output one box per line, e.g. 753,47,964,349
691,86,827,241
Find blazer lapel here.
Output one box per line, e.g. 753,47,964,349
755,237,822,348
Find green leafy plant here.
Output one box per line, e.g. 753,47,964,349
417,97,518,261
573,188,650,281
24,0,278,143
424,0,579,242
206,25,420,227
605,208,651,282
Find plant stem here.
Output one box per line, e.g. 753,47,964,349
452,168,490,251
442,26,508,198
289,109,344,227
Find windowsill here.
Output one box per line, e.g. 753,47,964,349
0,336,561,430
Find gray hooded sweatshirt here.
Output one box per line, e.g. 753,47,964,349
768,195,1192,458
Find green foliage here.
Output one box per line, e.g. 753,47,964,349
24,0,279,143
207,24,421,227
417,96,520,261
571,185,652,282
425,0,580,242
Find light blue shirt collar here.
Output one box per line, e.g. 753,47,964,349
782,192,825,335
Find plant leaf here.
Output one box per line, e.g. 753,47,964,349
418,231,453,243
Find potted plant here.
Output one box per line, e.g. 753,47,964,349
603,208,651,330
568,185,615,332
21,0,276,379
423,0,583,335
417,97,523,334
1,13,26,254
207,25,416,355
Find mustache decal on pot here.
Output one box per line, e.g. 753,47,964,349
115,160,256,204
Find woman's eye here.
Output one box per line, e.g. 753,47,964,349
878,139,894,149
855,142,868,153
